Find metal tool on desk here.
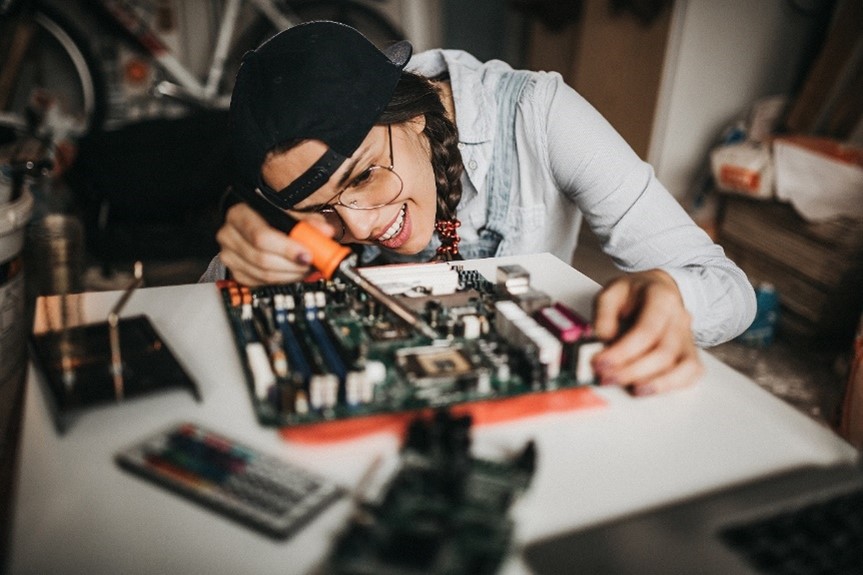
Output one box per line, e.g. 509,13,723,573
29,262,200,433
232,188,439,340
51,261,144,400
107,261,144,400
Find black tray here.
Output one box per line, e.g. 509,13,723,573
29,314,200,432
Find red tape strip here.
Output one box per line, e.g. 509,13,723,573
279,386,605,444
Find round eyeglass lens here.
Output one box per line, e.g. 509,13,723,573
339,166,403,209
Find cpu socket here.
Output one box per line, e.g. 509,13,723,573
395,345,486,390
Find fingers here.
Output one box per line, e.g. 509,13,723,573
217,203,327,286
628,349,704,397
591,270,702,396
592,277,637,342
600,324,704,396
596,276,682,367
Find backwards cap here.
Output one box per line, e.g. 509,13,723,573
230,21,412,208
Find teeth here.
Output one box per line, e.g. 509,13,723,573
379,205,406,242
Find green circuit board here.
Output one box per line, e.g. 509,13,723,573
219,262,601,428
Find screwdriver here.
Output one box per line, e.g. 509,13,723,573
231,188,439,340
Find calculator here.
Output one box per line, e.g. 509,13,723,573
115,422,342,539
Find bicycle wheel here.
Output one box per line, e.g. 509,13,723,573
0,3,107,141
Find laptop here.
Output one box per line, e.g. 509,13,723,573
522,461,863,574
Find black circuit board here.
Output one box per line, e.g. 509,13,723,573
219,263,601,428
324,410,535,575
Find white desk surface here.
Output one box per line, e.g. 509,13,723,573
8,253,857,574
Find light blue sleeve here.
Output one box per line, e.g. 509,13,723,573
538,75,755,346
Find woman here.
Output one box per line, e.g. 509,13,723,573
203,21,756,397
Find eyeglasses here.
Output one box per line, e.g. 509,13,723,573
291,125,404,238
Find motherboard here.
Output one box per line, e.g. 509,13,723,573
219,262,602,428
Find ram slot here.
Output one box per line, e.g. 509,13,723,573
273,293,313,413
303,291,345,409
494,301,562,382
240,301,276,402
541,302,602,385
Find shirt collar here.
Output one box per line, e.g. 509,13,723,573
407,49,492,145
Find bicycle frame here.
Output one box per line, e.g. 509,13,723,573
2,0,402,136
95,0,296,108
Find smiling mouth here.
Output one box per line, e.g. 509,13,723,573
377,204,407,242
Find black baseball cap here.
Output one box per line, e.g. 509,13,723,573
230,20,412,208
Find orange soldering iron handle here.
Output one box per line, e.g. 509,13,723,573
289,220,352,280
230,187,351,280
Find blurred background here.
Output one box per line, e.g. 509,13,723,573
1,0,861,426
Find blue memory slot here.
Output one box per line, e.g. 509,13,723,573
304,292,348,383
274,298,312,383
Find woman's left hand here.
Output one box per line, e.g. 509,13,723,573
590,270,703,396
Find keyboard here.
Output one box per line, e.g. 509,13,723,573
720,487,863,574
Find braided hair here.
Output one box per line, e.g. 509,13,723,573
378,72,464,260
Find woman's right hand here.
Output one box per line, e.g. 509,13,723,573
216,202,336,286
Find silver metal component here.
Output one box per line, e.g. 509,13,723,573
337,257,439,340
107,261,144,400
496,264,531,294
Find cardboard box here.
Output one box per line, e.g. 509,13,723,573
718,195,863,340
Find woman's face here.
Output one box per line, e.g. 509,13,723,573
260,120,437,255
